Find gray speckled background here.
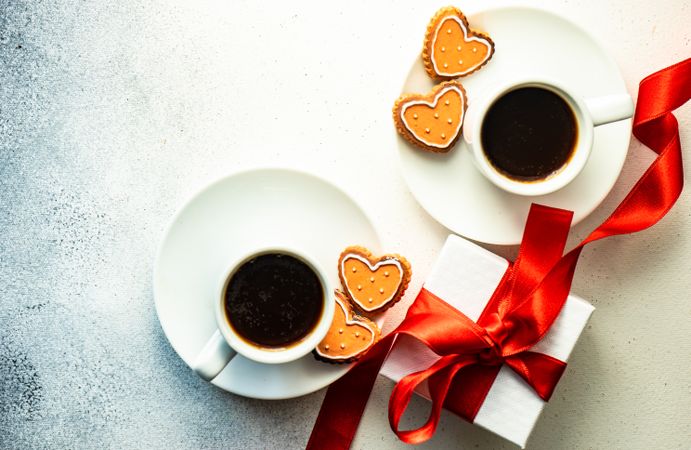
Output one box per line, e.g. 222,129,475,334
0,1,318,448
1,1,689,449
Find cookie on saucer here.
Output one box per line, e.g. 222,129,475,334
314,290,381,363
422,6,495,79
338,246,411,313
392,80,467,153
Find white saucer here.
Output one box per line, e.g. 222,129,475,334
397,6,632,245
153,168,382,399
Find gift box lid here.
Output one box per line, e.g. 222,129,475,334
381,234,594,448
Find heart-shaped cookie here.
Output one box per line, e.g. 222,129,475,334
314,290,381,363
393,80,467,153
422,6,495,80
338,246,411,313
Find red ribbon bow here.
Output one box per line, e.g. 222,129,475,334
308,59,690,449
387,203,573,444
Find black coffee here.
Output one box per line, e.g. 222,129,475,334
224,253,323,348
481,87,578,181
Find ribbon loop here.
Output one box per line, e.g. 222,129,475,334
389,354,476,444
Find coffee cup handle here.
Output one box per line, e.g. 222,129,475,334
584,93,634,127
192,330,237,381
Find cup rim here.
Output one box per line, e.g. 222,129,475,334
215,246,334,365
467,77,594,197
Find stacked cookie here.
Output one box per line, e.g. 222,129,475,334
315,246,411,363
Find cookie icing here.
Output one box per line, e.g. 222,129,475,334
314,291,380,362
340,253,404,312
338,246,411,313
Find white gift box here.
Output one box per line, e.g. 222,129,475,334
380,235,594,448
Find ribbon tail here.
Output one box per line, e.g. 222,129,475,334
306,333,395,450
584,58,689,244
388,355,476,445
505,352,567,401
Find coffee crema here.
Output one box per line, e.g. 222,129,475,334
224,253,323,348
481,87,578,182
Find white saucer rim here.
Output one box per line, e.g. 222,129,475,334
395,4,633,246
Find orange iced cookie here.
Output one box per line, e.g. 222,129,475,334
314,290,381,363
392,80,467,153
338,246,411,313
422,6,495,79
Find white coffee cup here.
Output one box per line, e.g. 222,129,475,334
192,247,334,381
463,78,634,196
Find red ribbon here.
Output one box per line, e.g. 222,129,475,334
307,59,690,449
388,202,573,444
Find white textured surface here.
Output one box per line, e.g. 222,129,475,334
380,235,595,447
0,0,689,449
